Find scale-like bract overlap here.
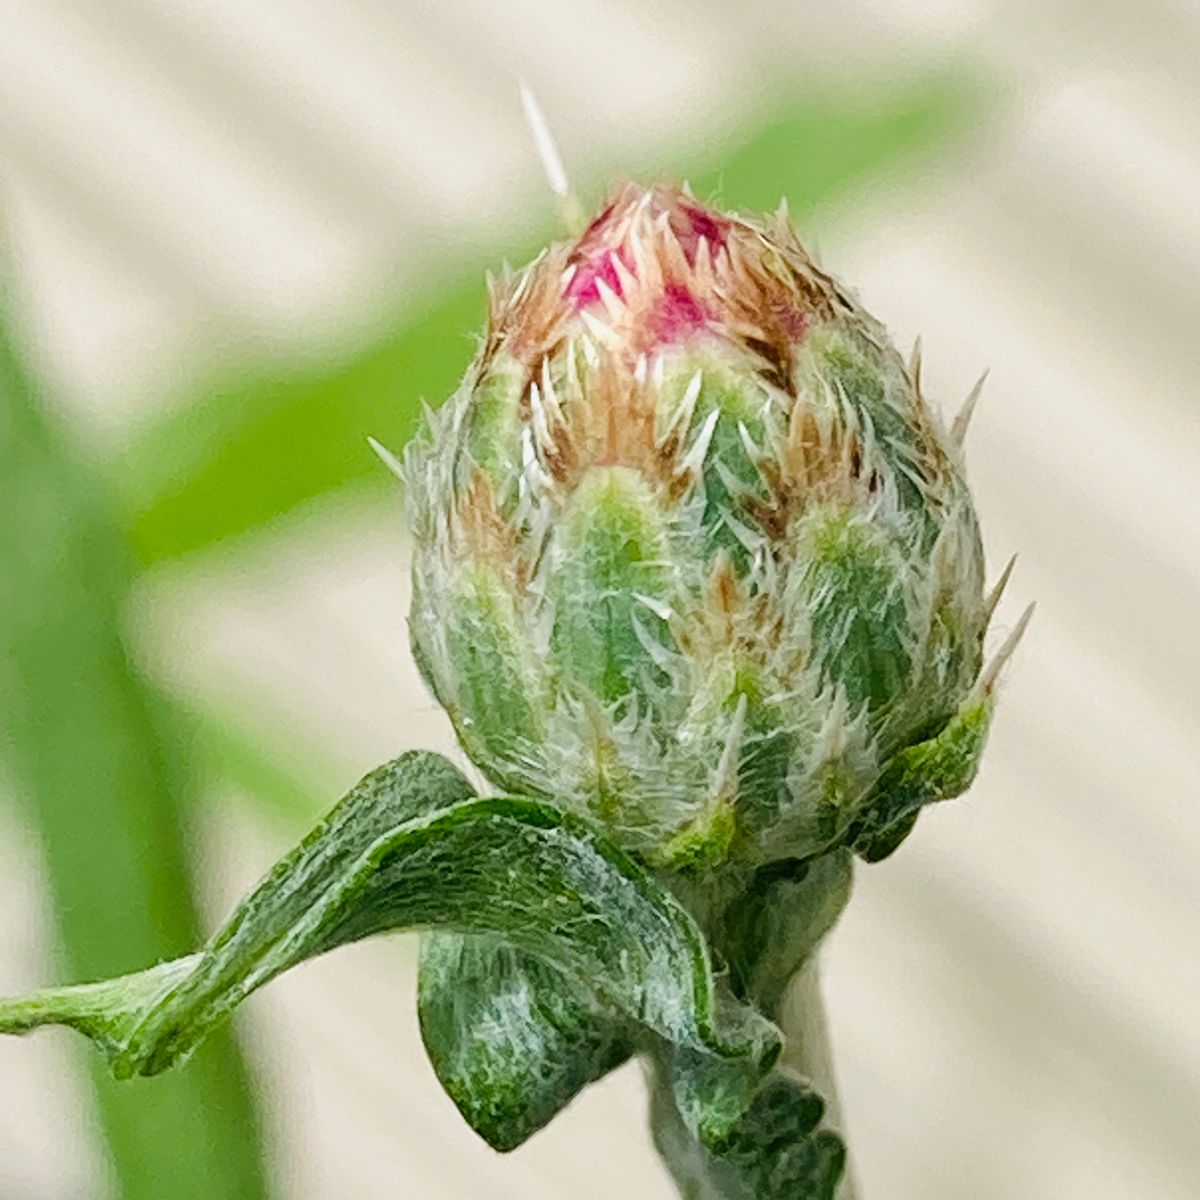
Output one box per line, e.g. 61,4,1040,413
407,183,987,868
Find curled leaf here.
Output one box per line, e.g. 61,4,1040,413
419,933,630,1150
0,751,778,1088
652,1063,845,1200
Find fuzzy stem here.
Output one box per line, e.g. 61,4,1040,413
779,958,860,1200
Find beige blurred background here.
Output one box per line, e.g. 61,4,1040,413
1,1,1198,1198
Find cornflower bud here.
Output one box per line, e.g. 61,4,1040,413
406,182,991,870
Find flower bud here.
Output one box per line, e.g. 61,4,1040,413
405,183,985,868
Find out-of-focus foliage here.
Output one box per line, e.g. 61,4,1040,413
0,288,269,1199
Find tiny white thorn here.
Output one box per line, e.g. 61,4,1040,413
681,408,720,475
630,611,680,674
979,601,1036,694
953,370,989,444
509,264,533,305
719,508,766,554
520,425,538,473
528,382,553,450
658,367,702,445
367,435,405,482
909,336,923,391
519,81,583,232
713,694,749,797
594,274,626,321
983,553,1018,626
737,419,762,463
580,309,619,349
815,687,850,760
713,459,746,500
632,592,674,622
634,354,648,385
540,358,564,422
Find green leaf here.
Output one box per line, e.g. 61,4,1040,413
0,752,779,1086
649,853,854,1197
0,282,269,1196
652,1064,845,1200
418,933,630,1151
690,67,988,216
112,70,989,569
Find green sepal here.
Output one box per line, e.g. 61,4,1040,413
440,560,549,789
686,363,773,571
418,933,630,1151
0,751,779,1086
462,353,526,497
802,328,932,527
850,696,992,861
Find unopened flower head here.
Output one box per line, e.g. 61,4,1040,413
405,183,987,868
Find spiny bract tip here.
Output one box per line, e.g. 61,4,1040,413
367,435,406,482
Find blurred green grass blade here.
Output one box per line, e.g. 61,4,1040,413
115,69,988,568
691,69,987,214
124,285,482,566
0,289,270,1199
172,685,333,824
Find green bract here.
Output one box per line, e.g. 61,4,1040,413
2,184,1025,1200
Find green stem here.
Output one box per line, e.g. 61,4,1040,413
648,1066,729,1200
779,960,860,1200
